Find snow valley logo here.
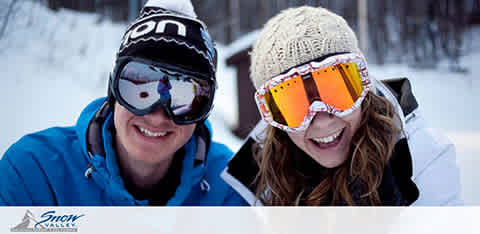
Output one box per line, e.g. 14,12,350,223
10,210,85,232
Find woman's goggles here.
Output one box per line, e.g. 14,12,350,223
254,53,371,132
110,56,216,125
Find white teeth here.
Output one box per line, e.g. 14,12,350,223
138,127,167,137
312,130,343,144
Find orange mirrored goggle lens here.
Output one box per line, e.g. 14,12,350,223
264,62,364,128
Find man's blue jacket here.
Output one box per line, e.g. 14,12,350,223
0,98,247,206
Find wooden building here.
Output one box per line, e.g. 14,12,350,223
225,31,262,139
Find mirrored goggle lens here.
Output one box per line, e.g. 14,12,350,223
264,62,364,127
117,61,213,119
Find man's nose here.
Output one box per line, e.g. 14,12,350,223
143,106,173,125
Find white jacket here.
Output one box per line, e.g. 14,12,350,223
376,79,463,205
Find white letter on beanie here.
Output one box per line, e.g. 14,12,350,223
122,30,133,47
131,21,156,39
156,20,187,37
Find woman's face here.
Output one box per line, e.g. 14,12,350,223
287,108,362,168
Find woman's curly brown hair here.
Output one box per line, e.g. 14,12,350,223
253,92,401,205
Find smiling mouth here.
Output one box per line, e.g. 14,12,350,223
310,128,345,148
136,126,168,137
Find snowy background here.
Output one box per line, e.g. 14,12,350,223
1,2,478,205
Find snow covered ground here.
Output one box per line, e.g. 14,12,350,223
0,2,478,204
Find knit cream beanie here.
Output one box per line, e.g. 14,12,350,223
250,6,362,89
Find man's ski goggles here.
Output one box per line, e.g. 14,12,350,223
110,56,216,125
254,53,371,132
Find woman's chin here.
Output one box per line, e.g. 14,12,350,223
305,130,350,168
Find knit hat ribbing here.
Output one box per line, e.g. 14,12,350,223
250,6,362,89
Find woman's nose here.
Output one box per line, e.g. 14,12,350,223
310,112,335,127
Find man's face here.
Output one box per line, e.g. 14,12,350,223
113,102,196,166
